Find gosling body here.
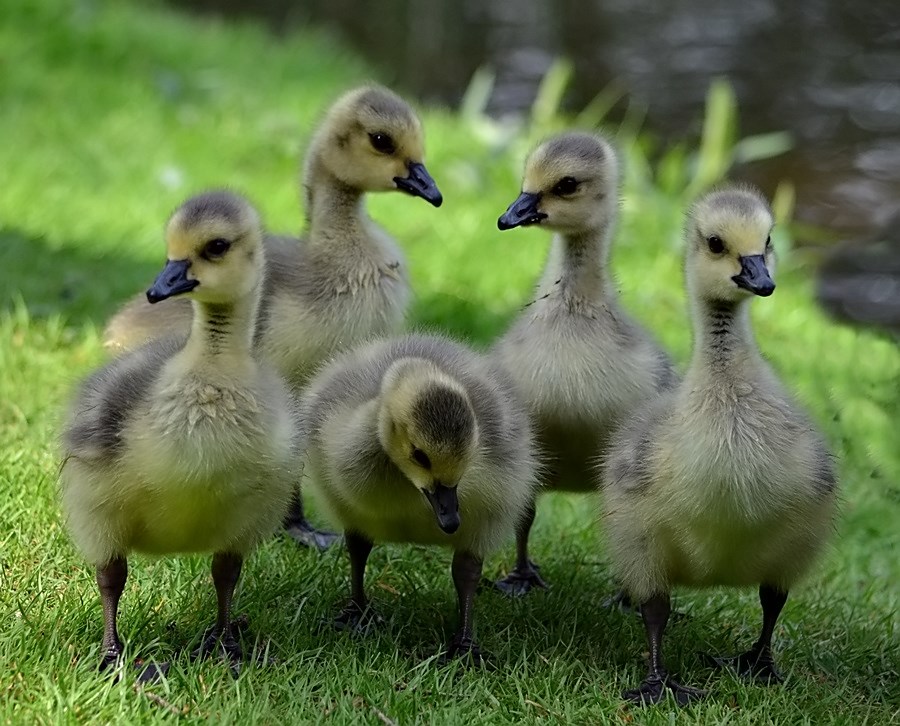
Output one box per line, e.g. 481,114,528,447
302,333,539,657
103,85,442,547
61,192,299,672
603,186,837,705
493,132,674,594
63,338,296,563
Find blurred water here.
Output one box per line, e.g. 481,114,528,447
175,0,900,243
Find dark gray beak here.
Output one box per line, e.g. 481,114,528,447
423,481,460,534
146,259,198,303
733,254,775,297
498,191,546,230
394,161,443,207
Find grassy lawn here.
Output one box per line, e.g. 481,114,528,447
1,0,898,723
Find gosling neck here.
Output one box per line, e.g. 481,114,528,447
537,226,614,306
689,298,760,373
303,150,366,245
182,288,260,362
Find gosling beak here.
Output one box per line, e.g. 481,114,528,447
497,191,546,230
732,254,775,297
394,161,443,207
423,481,460,534
146,259,198,303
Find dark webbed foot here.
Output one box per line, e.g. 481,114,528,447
284,518,341,550
283,494,341,550
706,585,788,685
603,589,639,613
135,661,170,684
705,585,788,685
191,623,243,664
333,601,383,633
193,617,273,676
623,673,707,706
439,633,485,666
99,650,170,685
706,647,783,684
494,560,548,597
98,644,123,673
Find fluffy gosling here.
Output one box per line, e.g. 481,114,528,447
493,132,675,595
60,191,299,675
301,334,539,659
602,185,837,705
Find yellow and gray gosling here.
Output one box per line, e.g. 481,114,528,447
60,191,299,675
602,186,837,705
301,334,539,659
492,132,675,595
102,85,442,550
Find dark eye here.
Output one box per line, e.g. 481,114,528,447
552,176,579,196
369,132,395,154
765,235,773,250
411,447,431,469
203,238,231,259
707,235,725,254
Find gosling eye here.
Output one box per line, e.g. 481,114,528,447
706,235,725,254
411,447,431,469
765,234,773,250
551,176,579,196
369,132,396,155
202,238,231,260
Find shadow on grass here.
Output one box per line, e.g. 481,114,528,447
0,227,158,327
292,540,899,705
53,531,897,715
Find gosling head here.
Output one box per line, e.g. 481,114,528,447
685,185,776,304
146,190,264,306
313,84,442,207
376,359,479,534
498,132,618,235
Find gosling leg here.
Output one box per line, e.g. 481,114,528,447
709,584,787,684
282,491,340,550
334,531,378,632
444,550,484,663
96,556,127,671
193,552,243,666
494,500,547,596
623,593,706,706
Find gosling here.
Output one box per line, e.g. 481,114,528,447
103,85,442,550
301,333,539,659
493,132,675,595
60,191,299,675
602,185,837,705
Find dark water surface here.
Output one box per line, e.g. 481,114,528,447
175,0,900,244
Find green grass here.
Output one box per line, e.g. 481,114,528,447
1,0,898,723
